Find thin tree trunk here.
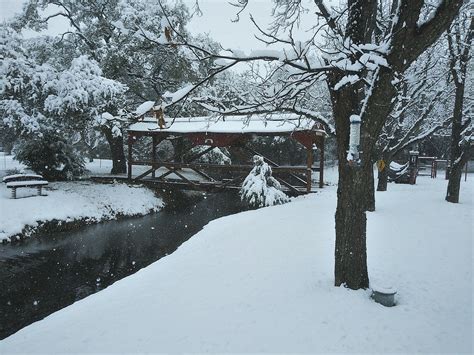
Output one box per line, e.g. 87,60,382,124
88,146,94,163
445,161,464,203
377,166,389,191
377,156,392,192
445,17,473,202
102,127,126,174
446,79,465,203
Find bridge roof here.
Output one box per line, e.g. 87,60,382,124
127,114,326,136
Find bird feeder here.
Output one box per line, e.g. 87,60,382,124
348,115,361,161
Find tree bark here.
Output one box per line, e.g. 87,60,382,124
335,162,369,289
445,161,464,203
102,127,126,174
329,66,397,289
365,162,375,212
445,16,473,203
377,165,389,191
445,83,464,203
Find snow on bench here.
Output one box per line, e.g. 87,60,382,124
2,174,44,183
6,180,49,187
2,174,48,199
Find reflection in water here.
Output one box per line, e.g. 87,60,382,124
0,191,246,339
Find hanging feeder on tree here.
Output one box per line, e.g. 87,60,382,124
348,114,361,162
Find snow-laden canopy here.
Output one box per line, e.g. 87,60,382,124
128,114,327,135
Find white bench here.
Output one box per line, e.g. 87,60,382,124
2,174,49,199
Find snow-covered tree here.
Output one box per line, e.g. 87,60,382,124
445,10,473,203
375,44,453,191
153,0,464,289
0,26,52,136
0,27,127,178
240,155,289,207
14,0,215,173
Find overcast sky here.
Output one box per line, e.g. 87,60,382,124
0,0,277,52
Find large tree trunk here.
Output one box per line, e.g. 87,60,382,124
102,127,126,174
330,66,397,289
335,162,369,289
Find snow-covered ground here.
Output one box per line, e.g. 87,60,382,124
0,154,164,242
1,176,471,353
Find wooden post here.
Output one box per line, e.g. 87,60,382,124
37,186,42,196
409,150,419,184
127,134,133,180
319,139,324,188
11,188,16,199
152,136,157,179
306,147,313,192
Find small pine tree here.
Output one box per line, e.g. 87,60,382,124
240,155,289,207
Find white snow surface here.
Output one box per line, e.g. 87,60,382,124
390,161,408,170
134,100,155,116
1,176,472,353
129,113,326,135
0,157,164,242
163,84,194,105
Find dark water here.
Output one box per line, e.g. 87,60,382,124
0,191,246,340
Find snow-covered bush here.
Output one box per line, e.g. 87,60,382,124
14,131,85,180
240,155,289,207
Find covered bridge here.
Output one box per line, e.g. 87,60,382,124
126,114,327,195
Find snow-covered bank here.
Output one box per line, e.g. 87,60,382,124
0,154,164,242
1,177,471,353
0,181,163,242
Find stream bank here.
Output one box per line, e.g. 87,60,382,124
0,190,247,339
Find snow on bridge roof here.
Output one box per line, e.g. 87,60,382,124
127,114,326,135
